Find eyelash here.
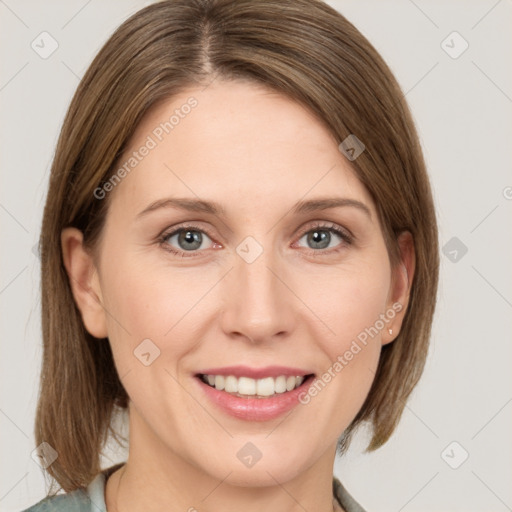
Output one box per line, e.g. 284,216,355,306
157,221,353,258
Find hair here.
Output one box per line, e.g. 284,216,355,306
36,0,439,494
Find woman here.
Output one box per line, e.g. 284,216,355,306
24,0,439,511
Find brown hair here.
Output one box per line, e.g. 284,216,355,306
36,0,439,493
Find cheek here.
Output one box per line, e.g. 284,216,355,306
99,254,216,363
294,266,390,431
299,257,391,357
291,255,391,419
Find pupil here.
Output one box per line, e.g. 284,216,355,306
309,230,330,249
179,230,202,250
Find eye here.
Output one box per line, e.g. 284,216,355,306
158,221,352,258
296,222,352,252
159,224,217,256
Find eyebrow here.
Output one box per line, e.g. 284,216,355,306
136,196,372,220
292,197,371,219
137,197,224,218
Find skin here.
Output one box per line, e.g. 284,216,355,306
62,79,414,512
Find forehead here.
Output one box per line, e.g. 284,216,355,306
109,79,375,217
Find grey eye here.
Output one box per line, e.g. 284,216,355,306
166,230,212,251
298,229,342,250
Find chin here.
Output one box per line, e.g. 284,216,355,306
198,443,317,488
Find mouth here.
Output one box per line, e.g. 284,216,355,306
194,366,315,421
197,373,313,398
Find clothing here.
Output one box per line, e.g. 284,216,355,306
21,463,366,512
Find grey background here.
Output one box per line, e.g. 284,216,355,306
1,1,511,511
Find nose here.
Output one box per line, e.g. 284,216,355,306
220,242,297,345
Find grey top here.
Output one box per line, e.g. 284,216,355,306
22,463,366,512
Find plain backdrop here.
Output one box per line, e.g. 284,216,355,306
1,1,511,511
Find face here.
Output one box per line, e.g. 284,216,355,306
65,79,411,486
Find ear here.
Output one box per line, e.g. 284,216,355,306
61,227,108,339
382,231,415,346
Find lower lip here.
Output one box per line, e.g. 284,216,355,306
196,375,314,422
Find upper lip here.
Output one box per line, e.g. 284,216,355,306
197,365,314,379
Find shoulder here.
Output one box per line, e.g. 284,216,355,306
20,487,94,512
20,466,113,512
333,476,367,512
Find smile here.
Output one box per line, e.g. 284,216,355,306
195,366,315,421
200,374,307,398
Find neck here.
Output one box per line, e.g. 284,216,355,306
105,406,343,512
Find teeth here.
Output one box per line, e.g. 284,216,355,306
225,375,238,393
238,377,256,395
256,377,275,396
275,375,287,393
214,375,225,390
201,374,307,397
286,376,296,391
